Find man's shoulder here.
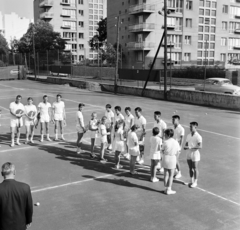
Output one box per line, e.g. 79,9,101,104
0,180,30,191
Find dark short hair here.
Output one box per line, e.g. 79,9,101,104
131,124,138,131
43,95,48,99
114,106,121,111
106,104,111,109
78,103,85,108
154,111,161,116
125,107,131,112
16,95,22,99
135,107,142,112
190,121,198,127
172,115,180,120
1,162,15,177
152,127,160,136
164,128,174,138
27,97,33,101
57,94,62,98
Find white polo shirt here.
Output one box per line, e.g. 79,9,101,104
173,124,185,145
186,131,202,154
135,115,147,141
76,111,84,127
52,101,65,115
38,102,51,117
125,113,134,130
105,110,114,126
153,119,167,138
9,102,25,119
115,113,124,123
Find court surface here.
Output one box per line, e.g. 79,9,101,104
0,80,240,230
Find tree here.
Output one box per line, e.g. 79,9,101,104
15,20,66,53
100,42,121,66
89,17,107,50
0,34,9,55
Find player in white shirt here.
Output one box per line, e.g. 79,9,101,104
153,111,167,173
38,95,52,142
184,122,203,188
24,97,37,144
99,116,110,163
105,104,115,151
52,94,66,141
9,95,25,147
114,106,124,124
124,107,135,159
134,107,146,165
89,112,100,158
172,115,185,179
76,103,86,154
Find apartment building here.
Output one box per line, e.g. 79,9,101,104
0,12,32,45
107,0,240,69
34,0,107,63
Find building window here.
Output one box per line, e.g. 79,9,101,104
79,0,83,4
199,9,204,15
205,9,210,16
184,53,191,61
209,51,214,57
199,17,204,24
79,44,84,49
205,26,209,32
222,5,228,14
79,10,84,16
199,0,204,7
211,27,215,33
185,36,191,44
197,59,202,65
211,10,216,17
186,0,192,10
230,6,240,18
204,34,209,41
210,35,215,41
137,51,143,62
221,37,227,46
222,22,227,30
186,18,192,28
211,18,216,25
198,42,203,49
198,51,202,57
220,54,226,62
198,26,203,32
79,21,84,27
212,2,217,8
79,33,84,38
210,43,215,49
206,1,211,8
198,34,203,40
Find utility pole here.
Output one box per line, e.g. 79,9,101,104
115,16,120,94
170,41,172,90
32,25,37,80
164,0,168,99
203,39,208,91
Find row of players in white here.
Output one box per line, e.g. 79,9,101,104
9,95,65,147
76,104,202,189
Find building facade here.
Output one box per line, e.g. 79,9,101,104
0,12,32,45
34,0,107,63
107,0,240,69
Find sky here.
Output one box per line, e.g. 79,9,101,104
0,0,33,19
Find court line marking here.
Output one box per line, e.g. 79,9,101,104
0,94,48,100
0,83,25,90
0,105,8,111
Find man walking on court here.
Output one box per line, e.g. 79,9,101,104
0,162,33,230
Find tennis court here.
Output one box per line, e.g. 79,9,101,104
0,80,240,230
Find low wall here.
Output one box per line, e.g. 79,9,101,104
0,65,26,80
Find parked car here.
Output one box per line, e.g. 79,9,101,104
195,78,240,96
10,69,19,75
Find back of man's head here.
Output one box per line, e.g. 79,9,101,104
1,162,15,178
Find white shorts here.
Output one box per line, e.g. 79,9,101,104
54,114,64,121
10,118,23,128
150,151,161,160
187,150,200,162
100,136,107,144
76,126,84,134
25,118,36,126
129,145,140,156
113,140,125,152
40,115,50,123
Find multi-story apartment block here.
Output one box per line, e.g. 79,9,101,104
107,0,240,69
34,0,107,63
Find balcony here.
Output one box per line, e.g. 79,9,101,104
61,12,71,17
129,23,155,33
127,42,155,50
61,25,71,29
162,43,182,49
233,45,240,49
60,0,70,6
235,15,240,19
40,12,53,19
39,0,53,8
62,37,71,40
129,4,155,15
234,29,240,33
236,0,240,2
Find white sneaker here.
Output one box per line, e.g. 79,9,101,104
16,141,21,146
175,171,182,179
47,138,52,142
190,182,197,188
61,136,65,141
77,148,81,154
138,159,144,165
30,140,34,144
166,190,176,195
10,143,15,147
152,177,159,183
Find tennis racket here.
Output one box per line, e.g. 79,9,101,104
35,112,41,129
28,111,37,120
15,109,24,128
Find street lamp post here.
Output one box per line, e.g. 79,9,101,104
32,25,37,80
164,0,168,99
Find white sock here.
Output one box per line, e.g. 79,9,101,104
191,177,194,183
47,134,50,139
16,138,20,143
194,179,198,184
11,139,14,144
61,134,64,138
41,134,44,139
55,134,58,139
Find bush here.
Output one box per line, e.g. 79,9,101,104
172,66,225,79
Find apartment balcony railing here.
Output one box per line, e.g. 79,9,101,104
61,12,71,17
236,0,240,3
128,23,155,32
234,28,240,33
162,24,182,31
61,24,71,29
62,37,71,40
127,42,155,50
235,15,240,19
40,12,53,19
129,4,155,15
233,45,240,49
61,1,70,6
39,0,53,8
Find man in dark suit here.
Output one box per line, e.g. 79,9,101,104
0,162,33,230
